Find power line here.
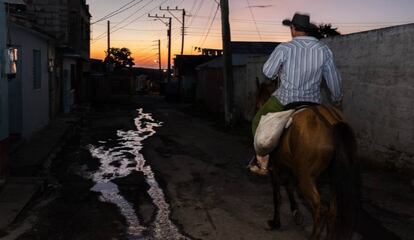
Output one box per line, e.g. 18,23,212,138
196,0,216,47
188,0,198,16
92,0,142,25
112,3,155,30
188,0,203,26
92,0,152,42
200,3,220,47
92,0,136,24
99,0,155,39
112,0,171,36
245,0,262,40
92,0,171,43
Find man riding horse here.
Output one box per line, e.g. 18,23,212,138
249,13,343,175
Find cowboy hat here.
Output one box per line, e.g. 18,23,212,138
282,13,318,31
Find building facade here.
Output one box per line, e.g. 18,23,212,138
0,0,91,180
25,0,91,114
8,21,51,139
195,42,280,121
0,0,9,180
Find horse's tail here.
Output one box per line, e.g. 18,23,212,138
331,122,361,240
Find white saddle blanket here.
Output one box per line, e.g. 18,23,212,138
254,109,295,156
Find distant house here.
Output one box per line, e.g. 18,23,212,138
195,41,279,121
173,55,217,101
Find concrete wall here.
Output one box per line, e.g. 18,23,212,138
27,0,90,60
10,24,50,139
0,1,9,178
62,58,75,113
68,0,90,60
245,56,269,120
233,66,248,120
323,24,414,170
196,55,270,121
26,0,69,43
0,1,8,141
48,43,61,118
196,68,223,114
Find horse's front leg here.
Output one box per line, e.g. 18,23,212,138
268,168,282,230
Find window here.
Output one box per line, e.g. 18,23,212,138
33,50,41,89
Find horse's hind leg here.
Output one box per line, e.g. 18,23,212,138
325,198,337,240
285,177,304,225
268,169,282,230
298,176,323,240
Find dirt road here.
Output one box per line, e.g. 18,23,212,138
2,97,412,240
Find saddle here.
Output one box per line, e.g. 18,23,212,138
254,102,319,156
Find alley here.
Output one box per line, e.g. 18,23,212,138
0,99,310,240
1,1,414,240
0,97,412,240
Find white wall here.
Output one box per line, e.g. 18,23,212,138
10,24,50,139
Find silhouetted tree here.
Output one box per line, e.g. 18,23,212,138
310,24,341,39
105,47,135,70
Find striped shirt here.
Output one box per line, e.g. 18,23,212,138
263,36,342,105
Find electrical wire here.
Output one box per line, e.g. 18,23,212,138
245,0,262,40
195,1,217,47
188,0,203,27
92,0,157,42
110,0,172,37
92,0,142,25
200,3,220,47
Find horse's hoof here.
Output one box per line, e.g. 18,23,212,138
267,220,281,230
293,210,304,225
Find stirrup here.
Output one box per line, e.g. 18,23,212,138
249,163,269,176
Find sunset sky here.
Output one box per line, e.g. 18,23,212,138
87,0,414,69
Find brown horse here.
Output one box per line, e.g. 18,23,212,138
255,82,360,240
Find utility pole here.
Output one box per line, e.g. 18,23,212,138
160,6,186,55
220,0,234,127
148,14,172,82
181,9,185,55
107,20,110,59
158,39,161,74
152,39,162,82
167,17,171,82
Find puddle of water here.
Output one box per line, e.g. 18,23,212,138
87,109,189,240
91,181,144,236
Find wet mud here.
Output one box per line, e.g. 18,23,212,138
11,107,190,240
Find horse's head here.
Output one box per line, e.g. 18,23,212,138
255,78,277,110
